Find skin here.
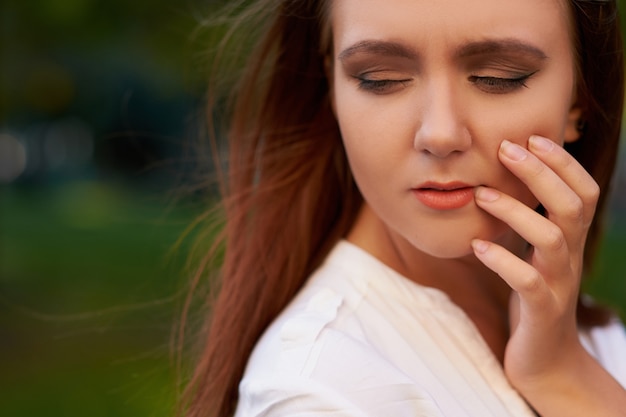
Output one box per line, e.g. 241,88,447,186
328,0,626,415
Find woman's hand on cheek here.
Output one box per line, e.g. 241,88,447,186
471,136,592,378
471,136,626,416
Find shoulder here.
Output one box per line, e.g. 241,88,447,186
236,311,445,416
239,240,438,382
235,241,445,416
580,317,626,388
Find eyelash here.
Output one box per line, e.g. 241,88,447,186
354,71,538,95
468,71,538,94
355,78,412,94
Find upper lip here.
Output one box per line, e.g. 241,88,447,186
414,181,474,191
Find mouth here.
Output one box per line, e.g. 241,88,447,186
412,182,475,210
416,181,473,191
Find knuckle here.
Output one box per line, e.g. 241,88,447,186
582,181,600,206
519,270,543,293
544,226,566,251
563,197,584,222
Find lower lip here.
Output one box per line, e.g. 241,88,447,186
413,187,475,210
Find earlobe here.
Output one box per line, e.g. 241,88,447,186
564,106,584,143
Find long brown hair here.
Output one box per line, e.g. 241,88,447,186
182,1,623,416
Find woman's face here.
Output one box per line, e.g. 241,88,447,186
329,0,582,258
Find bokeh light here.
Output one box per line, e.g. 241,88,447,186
0,133,27,183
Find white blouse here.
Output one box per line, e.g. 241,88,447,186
235,240,626,416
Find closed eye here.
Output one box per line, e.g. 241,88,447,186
354,77,413,94
468,71,538,94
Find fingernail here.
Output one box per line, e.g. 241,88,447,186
500,140,527,161
475,186,500,202
529,135,555,152
471,239,490,254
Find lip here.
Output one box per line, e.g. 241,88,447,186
412,182,475,210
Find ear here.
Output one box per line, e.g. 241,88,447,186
324,55,337,117
564,105,583,143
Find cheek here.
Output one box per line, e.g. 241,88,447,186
475,99,570,147
468,51,576,145
468,89,574,208
335,94,410,176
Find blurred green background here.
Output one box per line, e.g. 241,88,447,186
1,0,626,416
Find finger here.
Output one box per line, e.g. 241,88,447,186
474,186,570,273
527,135,599,228
471,239,553,308
472,239,579,343
498,140,590,241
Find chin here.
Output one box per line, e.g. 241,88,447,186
412,237,477,259
406,216,510,260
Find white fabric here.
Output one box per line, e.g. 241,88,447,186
235,240,626,416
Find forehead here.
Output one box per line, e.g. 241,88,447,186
329,0,573,56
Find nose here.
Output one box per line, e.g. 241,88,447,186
413,77,471,158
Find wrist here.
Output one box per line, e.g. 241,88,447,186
511,344,626,417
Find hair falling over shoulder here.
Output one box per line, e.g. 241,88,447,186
180,0,624,416
181,1,359,416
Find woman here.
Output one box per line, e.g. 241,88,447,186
183,0,626,416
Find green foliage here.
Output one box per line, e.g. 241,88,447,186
584,218,626,320
0,183,199,416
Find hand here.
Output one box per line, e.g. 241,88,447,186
473,135,592,383
470,135,626,416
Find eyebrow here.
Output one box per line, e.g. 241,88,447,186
338,40,418,61
456,39,547,60
337,38,547,62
